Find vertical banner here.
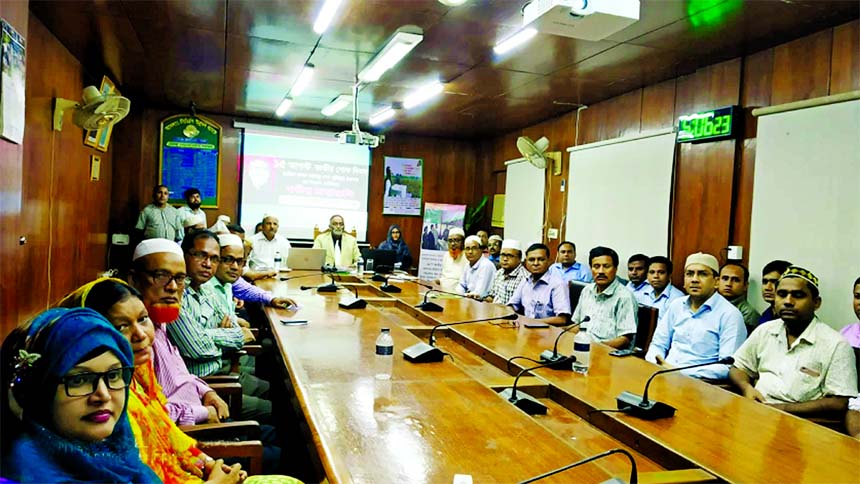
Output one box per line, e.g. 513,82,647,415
417,203,466,281
382,156,423,216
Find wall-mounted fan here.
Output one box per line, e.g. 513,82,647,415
514,136,562,175
53,85,130,131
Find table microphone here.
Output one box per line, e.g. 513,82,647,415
374,274,402,293
616,356,735,420
413,280,466,312
538,316,589,370
498,359,569,415
516,448,638,484
297,269,338,292
402,313,518,363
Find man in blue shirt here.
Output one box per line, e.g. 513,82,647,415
508,243,571,326
636,255,684,318
645,252,747,380
549,241,592,283
626,253,652,296
459,235,497,299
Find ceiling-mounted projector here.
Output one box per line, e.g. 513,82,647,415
336,129,382,148
522,0,639,41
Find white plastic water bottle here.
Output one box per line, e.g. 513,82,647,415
572,328,591,374
273,251,282,272
375,328,394,380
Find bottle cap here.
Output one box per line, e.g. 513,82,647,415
381,328,390,332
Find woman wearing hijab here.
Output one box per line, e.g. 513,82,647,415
378,224,413,269
0,307,161,483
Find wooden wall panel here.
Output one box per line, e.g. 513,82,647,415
578,89,642,145
640,80,676,132
830,20,860,95
771,29,833,105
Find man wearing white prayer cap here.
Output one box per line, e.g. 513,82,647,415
434,227,467,291
206,233,253,328
486,239,528,305
487,234,503,266
182,213,206,235
645,252,747,380
458,235,497,300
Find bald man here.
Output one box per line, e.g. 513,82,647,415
313,214,361,267
248,215,292,270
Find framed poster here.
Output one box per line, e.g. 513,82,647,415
159,114,221,208
382,156,423,216
0,18,26,144
83,75,118,152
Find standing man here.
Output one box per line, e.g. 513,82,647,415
248,215,291,270
135,184,184,242
436,227,467,291
637,256,684,317
458,235,497,299
476,230,490,253
507,243,571,327
718,262,761,335
486,239,528,305
178,187,207,229
313,214,361,267
626,253,651,296
645,252,747,380
487,235,503,266
759,260,793,325
730,267,857,415
572,246,639,349
549,241,592,283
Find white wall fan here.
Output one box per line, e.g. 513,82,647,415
53,85,130,131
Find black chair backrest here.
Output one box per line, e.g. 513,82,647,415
634,305,660,352
569,281,588,313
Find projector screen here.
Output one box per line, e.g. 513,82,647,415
238,124,371,241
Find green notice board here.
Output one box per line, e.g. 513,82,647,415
159,114,221,207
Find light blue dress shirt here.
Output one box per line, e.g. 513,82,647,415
635,283,685,319
550,262,593,283
457,256,497,298
645,292,747,380
508,270,571,319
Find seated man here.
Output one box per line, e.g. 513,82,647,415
626,253,651,296
486,239,528,305
636,256,684,317
458,235,497,299
549,241,593,283
248,215,291,270
572,246,638,349
128,238,269,424
508,243,571,326
227,225,296,309
759,259,793,326
645,252,747,379
487,234,503,266
730,267,857,416
719,262,761,335
313,214,361,267
435,228,467,291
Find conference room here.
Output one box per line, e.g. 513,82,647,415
1,0,859,482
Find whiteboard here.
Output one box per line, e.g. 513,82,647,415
748,99,860,329
565,130,676,269
504,161,546,247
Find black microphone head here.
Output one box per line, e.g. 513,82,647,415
720,356,735,365
582,316,590,322
502,313,518,320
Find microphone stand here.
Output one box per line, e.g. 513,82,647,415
517,448,638,484
413,280,467,312
538,316,589,370
498,359,569,415
402,313,519,363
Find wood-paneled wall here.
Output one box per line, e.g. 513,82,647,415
0,7,115,339
485,20,860,284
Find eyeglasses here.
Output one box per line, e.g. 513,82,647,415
219,255,245,266
59,367,134,397
143,270,189,288
187,250,221,264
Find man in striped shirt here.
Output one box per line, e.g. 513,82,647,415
486,239,528,305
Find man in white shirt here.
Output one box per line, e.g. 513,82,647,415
435,227,467,292
248,215,291,270
458,235,497,299
178,187,208,228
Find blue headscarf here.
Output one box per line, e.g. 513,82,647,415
4,307,161,483
379,224,413,268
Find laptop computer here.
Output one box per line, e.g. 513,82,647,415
286,248,327,271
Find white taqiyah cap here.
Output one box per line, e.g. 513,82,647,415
684,252,719,274
183,213,206,228
501,239,521,250
218,233,243,249
489,235,503,243
448,227,465,238
465,235,481,246
133,238,183,261
217,215,230,223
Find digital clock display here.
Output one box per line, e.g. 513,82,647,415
677,106,736,143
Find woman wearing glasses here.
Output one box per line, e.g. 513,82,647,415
0,307,160,482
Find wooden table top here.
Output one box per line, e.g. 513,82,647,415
259,273,859,484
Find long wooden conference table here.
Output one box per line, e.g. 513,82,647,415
258,272,858,484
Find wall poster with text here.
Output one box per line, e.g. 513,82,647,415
382,156,423,216
417,203,466,282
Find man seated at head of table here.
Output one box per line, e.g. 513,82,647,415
644,252,747,380
730,266,858,416
313,214,361,268
571,246,639,349
507,243,571,327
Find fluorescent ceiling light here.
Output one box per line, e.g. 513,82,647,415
291,64,315,96
493,27,537,55
438,0,468,5
403,82,444,110
275,97,293,117
321,94,353,116
369,106,395,125
313,0,343,34
358,27,423,83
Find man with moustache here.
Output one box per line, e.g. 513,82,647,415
458,235,497,299
135,184,184,242
549,241,593,283
507,243,571,326
636,256,684,317
487,235,503,267
178,187,208,229
730,267,857,415
435,227,468,292
226,224,296,309
486,239,528,305
645,252,747,380
571,246,638,349
128,238,232,425
313,214,361,267
248,215,292,270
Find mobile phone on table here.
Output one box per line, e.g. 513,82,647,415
524,323,550,329
281,319,309,326
609,348,637,357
